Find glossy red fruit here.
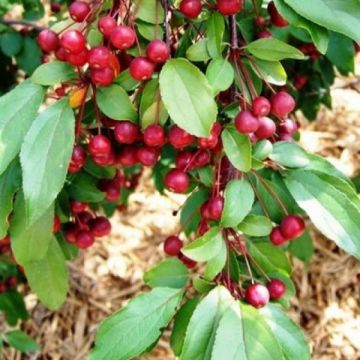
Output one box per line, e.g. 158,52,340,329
71,201,88,214
69,1,91,22
110,26,136,50
245,283,270,308
55,47,68,61
60,30,86,54
76,230,95,249
280,215,305,240
252,96,271,117
254,117,276,139
198,122,221,149
104,181,121,202
114,121,140,144
88,135,111,155
194,150,210,168
92,151,115,166
0,236,10,245
70,145,86,171
98,15,116,37
168,125,195,149
53,215,61,233
217,0,243,16
164,235,183,256
207,196,224,220
129,57,155,81
143,124,166,147
178,253,197,268
267,1,288,27
235,110,259,134
87,46,112,68
89,216,111,237
270,226,288,246
90,66,114,86
257,31,272,39
255,16,266,28
0,283,6,293
51,2,61,13
67,48,88,66
77,211,93,228
175,151,194,170
116,145,139,167
37,29,59,52
65,224,79,243
278,118,298,135
146,40,170,64
6,276,17,289
137,146,160,166
197,220,210,235
270,91,295,118
267,279,286,300
164,169,190,193
180,0,202,18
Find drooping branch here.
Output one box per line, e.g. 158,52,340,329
0,19,45,32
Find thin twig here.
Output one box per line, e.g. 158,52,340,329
0,19,45,31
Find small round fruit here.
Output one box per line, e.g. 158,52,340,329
110,26,136,50
37,29,59,52
129,57,155,81
278,118,298,135
270,226,287,246
98,15,116,37
77,211,93,229
164,169,189,193
137,146,160,166
270,91,296,118
267,279,286,300
51,2,61,13
280,215,305,240
55,47,68,61
245,283,270,308
254,117,276,139
70,201,87,214
164,235,183,256
235,110,259,134
207,196,224,220
179,0,202,18
87,46,112,68
67,48,88,66
60,30,86,54
143,124,166,147
252,96,271,117
88,135,112,155
268,1,288,27
104,181,121,202
198,122,221,149
146,40,170,64
76,230,95,249
116,146,139,167
168,125,194,149
90,66,115,86
53,215,61,233
69,1,91,22
175,151,194,170
194,149,210,168
217,0,243,16
114,121,140,144
257,31,272,39
197,220,210,235
71,145,86,166
89,216,111,237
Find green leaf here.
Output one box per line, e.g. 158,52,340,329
144,258,189,289
0,81,44,175
137,20,164,41
253,139,273,160
238,214,273,237
114,69,140,91
182,227,224,262
193,277,215,293
186,39,211,62
204,239,227,281
283,0,360,43
247,241,292,275
5,330,39,353
273,0,329,54
159,58,218,137
170,297,200,356
207,12,225,58
251,59,287,86
97,84,137,121
90,287,183,360
326,32,355,75
288,230,314,263
10,193,54,264
31,61,77,86
245,38,305,61
269,142,310,168
285,169,360,259
68,172,106,203
206,59,234,95
136,0,164,24
259,303,311,360
0,159,21,238
20,98,75,224
221,179,254,227
180,286,234,360
0,31,23,56
221,127,252,172
16,37,42,74
24,239,69,310
0,290,28,326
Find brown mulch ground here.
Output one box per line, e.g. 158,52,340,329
2,72,360,359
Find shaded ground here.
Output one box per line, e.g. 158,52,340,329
3,72,360,360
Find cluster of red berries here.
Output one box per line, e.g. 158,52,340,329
235,91,298,142
163,235,197,269
245,279,286,308
270,214,306,246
